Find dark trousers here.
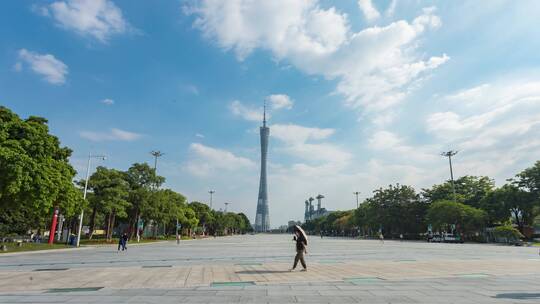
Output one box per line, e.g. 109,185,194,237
118,240,127,251
293,250,306,269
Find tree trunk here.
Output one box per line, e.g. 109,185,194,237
88,206,98,240
106,212,114,242
129,209,139,239
109,212,116,241
512,210,523,233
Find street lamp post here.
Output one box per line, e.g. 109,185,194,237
76,154,106,247
208,190,215,209
353,191,360,209
441,150,458,202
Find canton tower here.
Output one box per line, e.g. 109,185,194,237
255,102,270,232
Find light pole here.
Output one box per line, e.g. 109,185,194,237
353,191,360,209
224,202,230,212
441,150,458,202
150,150,164,188
150,150,164,171
208,190,215,209
77,154,106,247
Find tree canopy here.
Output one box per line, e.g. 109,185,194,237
0,107,81,234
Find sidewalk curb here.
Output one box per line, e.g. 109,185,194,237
0,246,95,257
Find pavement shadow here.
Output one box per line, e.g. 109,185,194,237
235,270,291,274
494,293,540,300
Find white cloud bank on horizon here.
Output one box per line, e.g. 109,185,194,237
16,49,68,85
42,0,130,43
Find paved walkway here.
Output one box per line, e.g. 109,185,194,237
1,234,539,303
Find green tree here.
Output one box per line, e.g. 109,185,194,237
236,213,253,233
125,163,165,237
426,200,486,237
423,176,494,208
492,225,524,243
189,201,214,234
357,184,426,237
86,167,130,240
514,161,540,196
492,185,535,234
0,107,81,235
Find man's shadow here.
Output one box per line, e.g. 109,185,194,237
494,293,540,300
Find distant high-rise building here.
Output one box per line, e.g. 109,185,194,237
255,103,270,232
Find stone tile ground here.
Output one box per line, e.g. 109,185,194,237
1,235,539,303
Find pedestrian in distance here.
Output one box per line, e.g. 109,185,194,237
117,236,123,252
118,233,128,251
122,233,128,251
379,232,384,244
400,233,403,242
290,225,308,272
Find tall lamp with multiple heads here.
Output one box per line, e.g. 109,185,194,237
353,191,361,209
208,190,215,209
77,154,106,247
441,150,458,202
150,150,164,172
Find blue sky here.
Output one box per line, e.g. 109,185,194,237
2,0,540,227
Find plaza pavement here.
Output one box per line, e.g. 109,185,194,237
0,234,540,303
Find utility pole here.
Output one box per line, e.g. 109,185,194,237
353,191,361,209
441,150,458,202
77,154,106,247
208,190,215,209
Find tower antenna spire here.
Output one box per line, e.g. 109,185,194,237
263,99,267,127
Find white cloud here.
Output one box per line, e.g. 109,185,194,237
424,78,540,181
185,143,255,177
79,128,142,141
271,123,351,166
195,133,205,138
17,49,68,85
43,0,129,42
100,98,114,105
189,1,448,115
271,124,334,144
268,94,293,110
230,100,265,122
358,0,380,22
386,0,397,17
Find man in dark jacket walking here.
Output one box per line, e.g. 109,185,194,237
290,225,307,271
118,233,128,251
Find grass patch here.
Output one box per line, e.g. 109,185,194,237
79,238,161,245
0,242,73,254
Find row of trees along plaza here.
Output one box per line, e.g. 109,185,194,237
0,106,253,243
303,166,540,242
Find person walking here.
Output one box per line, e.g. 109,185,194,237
118,233,128,251
117,236,124,252
121,233,128,251
290,225,308,272
379,232,384,244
